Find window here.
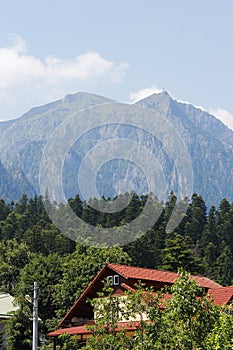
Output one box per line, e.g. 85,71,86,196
106,275,119,285
107,276,113,285
113,275,119,285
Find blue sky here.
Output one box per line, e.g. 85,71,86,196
0,0,233,129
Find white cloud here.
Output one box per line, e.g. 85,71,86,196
129,86,163,103
209,108,233,131
9,34,27,53
0,35,129,120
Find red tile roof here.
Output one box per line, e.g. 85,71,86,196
57,263,222,329
191,275,221,289
48,325,92,337
48,321,149,337
58,264,108,327
208,286,233,305
120,283,136,292
108,263,221,289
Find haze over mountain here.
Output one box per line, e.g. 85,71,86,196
0,91,232,207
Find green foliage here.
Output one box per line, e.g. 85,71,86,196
161,232,201,272
85,284,128,350
215,245,233,285
1,192,233,348
84,281,156,350
0,329,3,348
1,192,233,284
205,307,233,349
16,253,64,323
5,309,32,350
57,333,81,349
153,269,218,349
0,198,11,221
0,239,32,293
184,194,207,243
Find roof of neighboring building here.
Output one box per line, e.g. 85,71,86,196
108,263,222,289
0,293,18,319
48,321,149,337
48,325,92,337
208,286,233,305
120,283,136,293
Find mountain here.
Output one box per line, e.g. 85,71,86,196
0,160,23,203
0,119,15,134
0,91,232,207
0,93,114,198
137,91,233,206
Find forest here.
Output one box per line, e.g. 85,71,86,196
0,191,233,348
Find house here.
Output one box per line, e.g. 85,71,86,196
47,263,233,348
0,293,18,350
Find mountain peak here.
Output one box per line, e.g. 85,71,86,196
136,89,174,114
62,91,94,103
155,90,171,98
136,90,172,104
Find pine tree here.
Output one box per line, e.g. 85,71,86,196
184,194,207,243
161,232,201,272
215,245,233,286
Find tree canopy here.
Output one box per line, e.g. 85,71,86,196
0,192,233,348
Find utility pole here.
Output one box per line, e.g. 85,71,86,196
32,282,38,350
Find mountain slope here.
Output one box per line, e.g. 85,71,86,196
137,91,233,206
0,92,114,196
0,160,23,202
0,91,232,207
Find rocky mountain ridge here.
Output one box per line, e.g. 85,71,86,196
0,91,232,207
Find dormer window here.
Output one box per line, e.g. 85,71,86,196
106,275,119,285
107,276,113,285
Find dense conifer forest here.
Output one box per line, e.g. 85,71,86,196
0,192,233,348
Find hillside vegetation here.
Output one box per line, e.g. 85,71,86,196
0,192,233,347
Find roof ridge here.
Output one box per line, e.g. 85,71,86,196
107,263,222,289
108,263,212,279
209,285,233,291
107,263,179,275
